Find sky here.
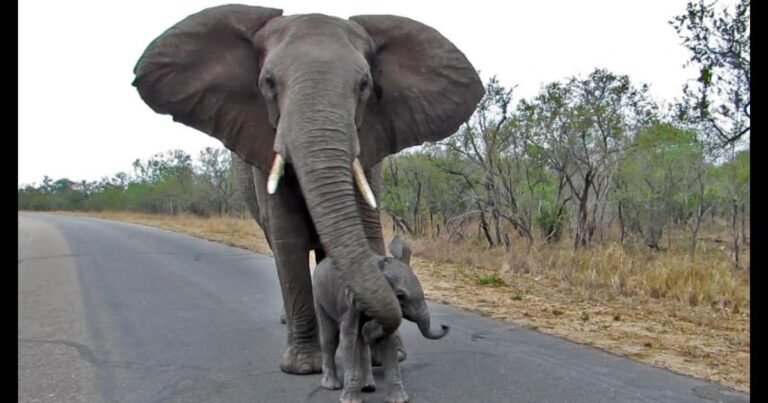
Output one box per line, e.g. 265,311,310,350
19,0,710,187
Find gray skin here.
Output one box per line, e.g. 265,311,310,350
313,236,449,403
133,5,483,375
270,245,406,367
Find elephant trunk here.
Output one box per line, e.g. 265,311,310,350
414,307,450,340
284,108,402,335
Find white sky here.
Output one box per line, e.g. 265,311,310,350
19,0,709,187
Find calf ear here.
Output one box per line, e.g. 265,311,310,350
388,235,412,266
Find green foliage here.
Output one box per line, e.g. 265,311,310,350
20,58,749,261
535,200,568,243
671,0,750,148
616,122,705,247
707,148,749,210
18,148,246,217
376,69,747,256
381,151,471,236
475,273,506,287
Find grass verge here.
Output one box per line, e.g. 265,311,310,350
43,210,749,392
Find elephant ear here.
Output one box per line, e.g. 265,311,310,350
349,15,484,169
388,235,411,266
133,5,283,171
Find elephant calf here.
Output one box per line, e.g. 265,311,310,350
312,235,449,403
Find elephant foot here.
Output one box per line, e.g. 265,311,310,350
280,345,322,374
385,391,410,403
321,374,342,390
362,368,375,392
339,391,363,403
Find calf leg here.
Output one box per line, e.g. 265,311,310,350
372,330,407,365
361,342,376,392
381,335,409,403
316,303,342,390
339,315,364,403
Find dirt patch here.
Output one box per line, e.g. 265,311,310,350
47,211,749,392
409,257,749,391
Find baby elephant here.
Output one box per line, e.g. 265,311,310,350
313,235,449,403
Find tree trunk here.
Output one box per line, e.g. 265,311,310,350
618,200,626,245
740,202,747,247
412,176,422,234
573,171,593,250
478,206,494,247
493,209,502,246
689,205,703,256
732,201,741,268
667,225,672,251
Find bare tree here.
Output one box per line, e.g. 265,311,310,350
524,70,655,249
198,147,236,215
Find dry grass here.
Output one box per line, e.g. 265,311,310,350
406,235,749,392
412,237,749,313
47,210,749,392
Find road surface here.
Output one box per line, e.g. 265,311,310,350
18,213,749,403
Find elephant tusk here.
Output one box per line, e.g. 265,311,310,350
353,158,377,209
267,154,285,194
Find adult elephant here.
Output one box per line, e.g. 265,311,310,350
133,5,483,374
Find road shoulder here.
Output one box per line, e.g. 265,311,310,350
18,214,101,403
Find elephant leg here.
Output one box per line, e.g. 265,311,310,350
280,247,325,324
316,303,342,390
371,331,407,366
339,314,365,403
380,335,409,403
361,341,376,392
273,240,321,374
282,246,320,325
282,245,320,325
267,170,322,375
235,160,289,327
231,154,270,233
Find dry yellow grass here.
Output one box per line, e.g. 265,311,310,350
47,210,749,392
411,237,749,313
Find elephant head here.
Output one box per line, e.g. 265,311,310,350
133,5,482,336
363,235,449,343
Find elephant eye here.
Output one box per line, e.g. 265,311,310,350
359,77,370,94
263,75,274,88
261,74,277,96
395,289,406,301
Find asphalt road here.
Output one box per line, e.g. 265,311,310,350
18,213,749,403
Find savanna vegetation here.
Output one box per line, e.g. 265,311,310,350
19,0,749,391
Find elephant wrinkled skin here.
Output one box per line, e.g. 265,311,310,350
313,236,449,403
133,5,483,375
